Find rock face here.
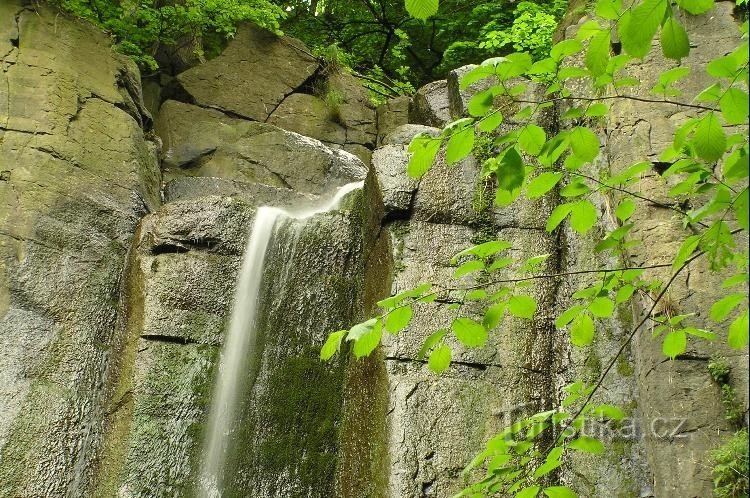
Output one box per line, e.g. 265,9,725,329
0,2,160,496
172,25,377,165
175,25,319,122
0,1,747,498
409,80,451,128
0,4,388,498
384,5,748,498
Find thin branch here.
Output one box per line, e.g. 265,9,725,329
515,94,719,112
446,262,674,291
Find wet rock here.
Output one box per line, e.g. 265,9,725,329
0,3,160,496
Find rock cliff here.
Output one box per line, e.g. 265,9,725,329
0,0,746,497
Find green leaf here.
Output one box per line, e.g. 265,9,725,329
695,83,722,103
530,57,558,75
569,127,600,162
454,240,512,260
676,0,713,14
710,293,745,322
478,111,503,132
590,404,626,420
518,124,547,156
722,273,748,289
589,297,615,318
405,0,439,20
516,486,541,498
619,0,667,58
408,134,442,178
556,305,584,329
483,303,506,329
527,172,563,199
546,202,574,232
569,435,605,454
509,295,537,319
724,147,749,181
352,320,382,358
543,486,578,498
454,260,485,278
428,344,452,372
385,305,413,333
570,200,598,234
551,39,583,60
496,146,526,192
728,309,749,349
570,313,595,346
707,55,739,79
347,318,378,341
320,330,347,360
719,88,749,126
560,181,591,198
616,284,635,304
489,257,513,271
496,52,533,80
586,30,611,77
692,112,726,162
460,64,496,89
539,132,570,166
596,0,622,19
662,329,687,359
585,103,608,117
616,198,637,221
465,290,487,301
534,459,562,478
417,329,448,359
672,234,701,272
468,88,494,117
660,17,690,60
445,125,474,165
659,67,691,86
452,317,488,347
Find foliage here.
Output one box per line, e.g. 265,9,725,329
50,0,284,71
479,0,568,60
708,359,745,427
711,430,749,498
272,0,567,90
324,0,750,495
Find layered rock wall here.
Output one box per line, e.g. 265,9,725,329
0,1,746,497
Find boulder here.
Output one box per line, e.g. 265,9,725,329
376,96,410,145
409,80,450,127
175,24,319,121
267,93,347,147
155,100,367,195
446,64,497,119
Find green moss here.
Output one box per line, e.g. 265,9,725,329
616,355,634,377
708,359,744,428
583,351,602,383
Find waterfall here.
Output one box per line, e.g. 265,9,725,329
199,181,364,497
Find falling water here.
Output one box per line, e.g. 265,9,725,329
199,181,364,497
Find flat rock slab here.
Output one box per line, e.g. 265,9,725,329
175,24,319,121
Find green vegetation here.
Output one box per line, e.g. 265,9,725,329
324,0,750,496
50,0,284,70
708,359,745,427
273,0,567,91
711,430,749,498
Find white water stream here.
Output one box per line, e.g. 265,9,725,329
199,181,364,497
